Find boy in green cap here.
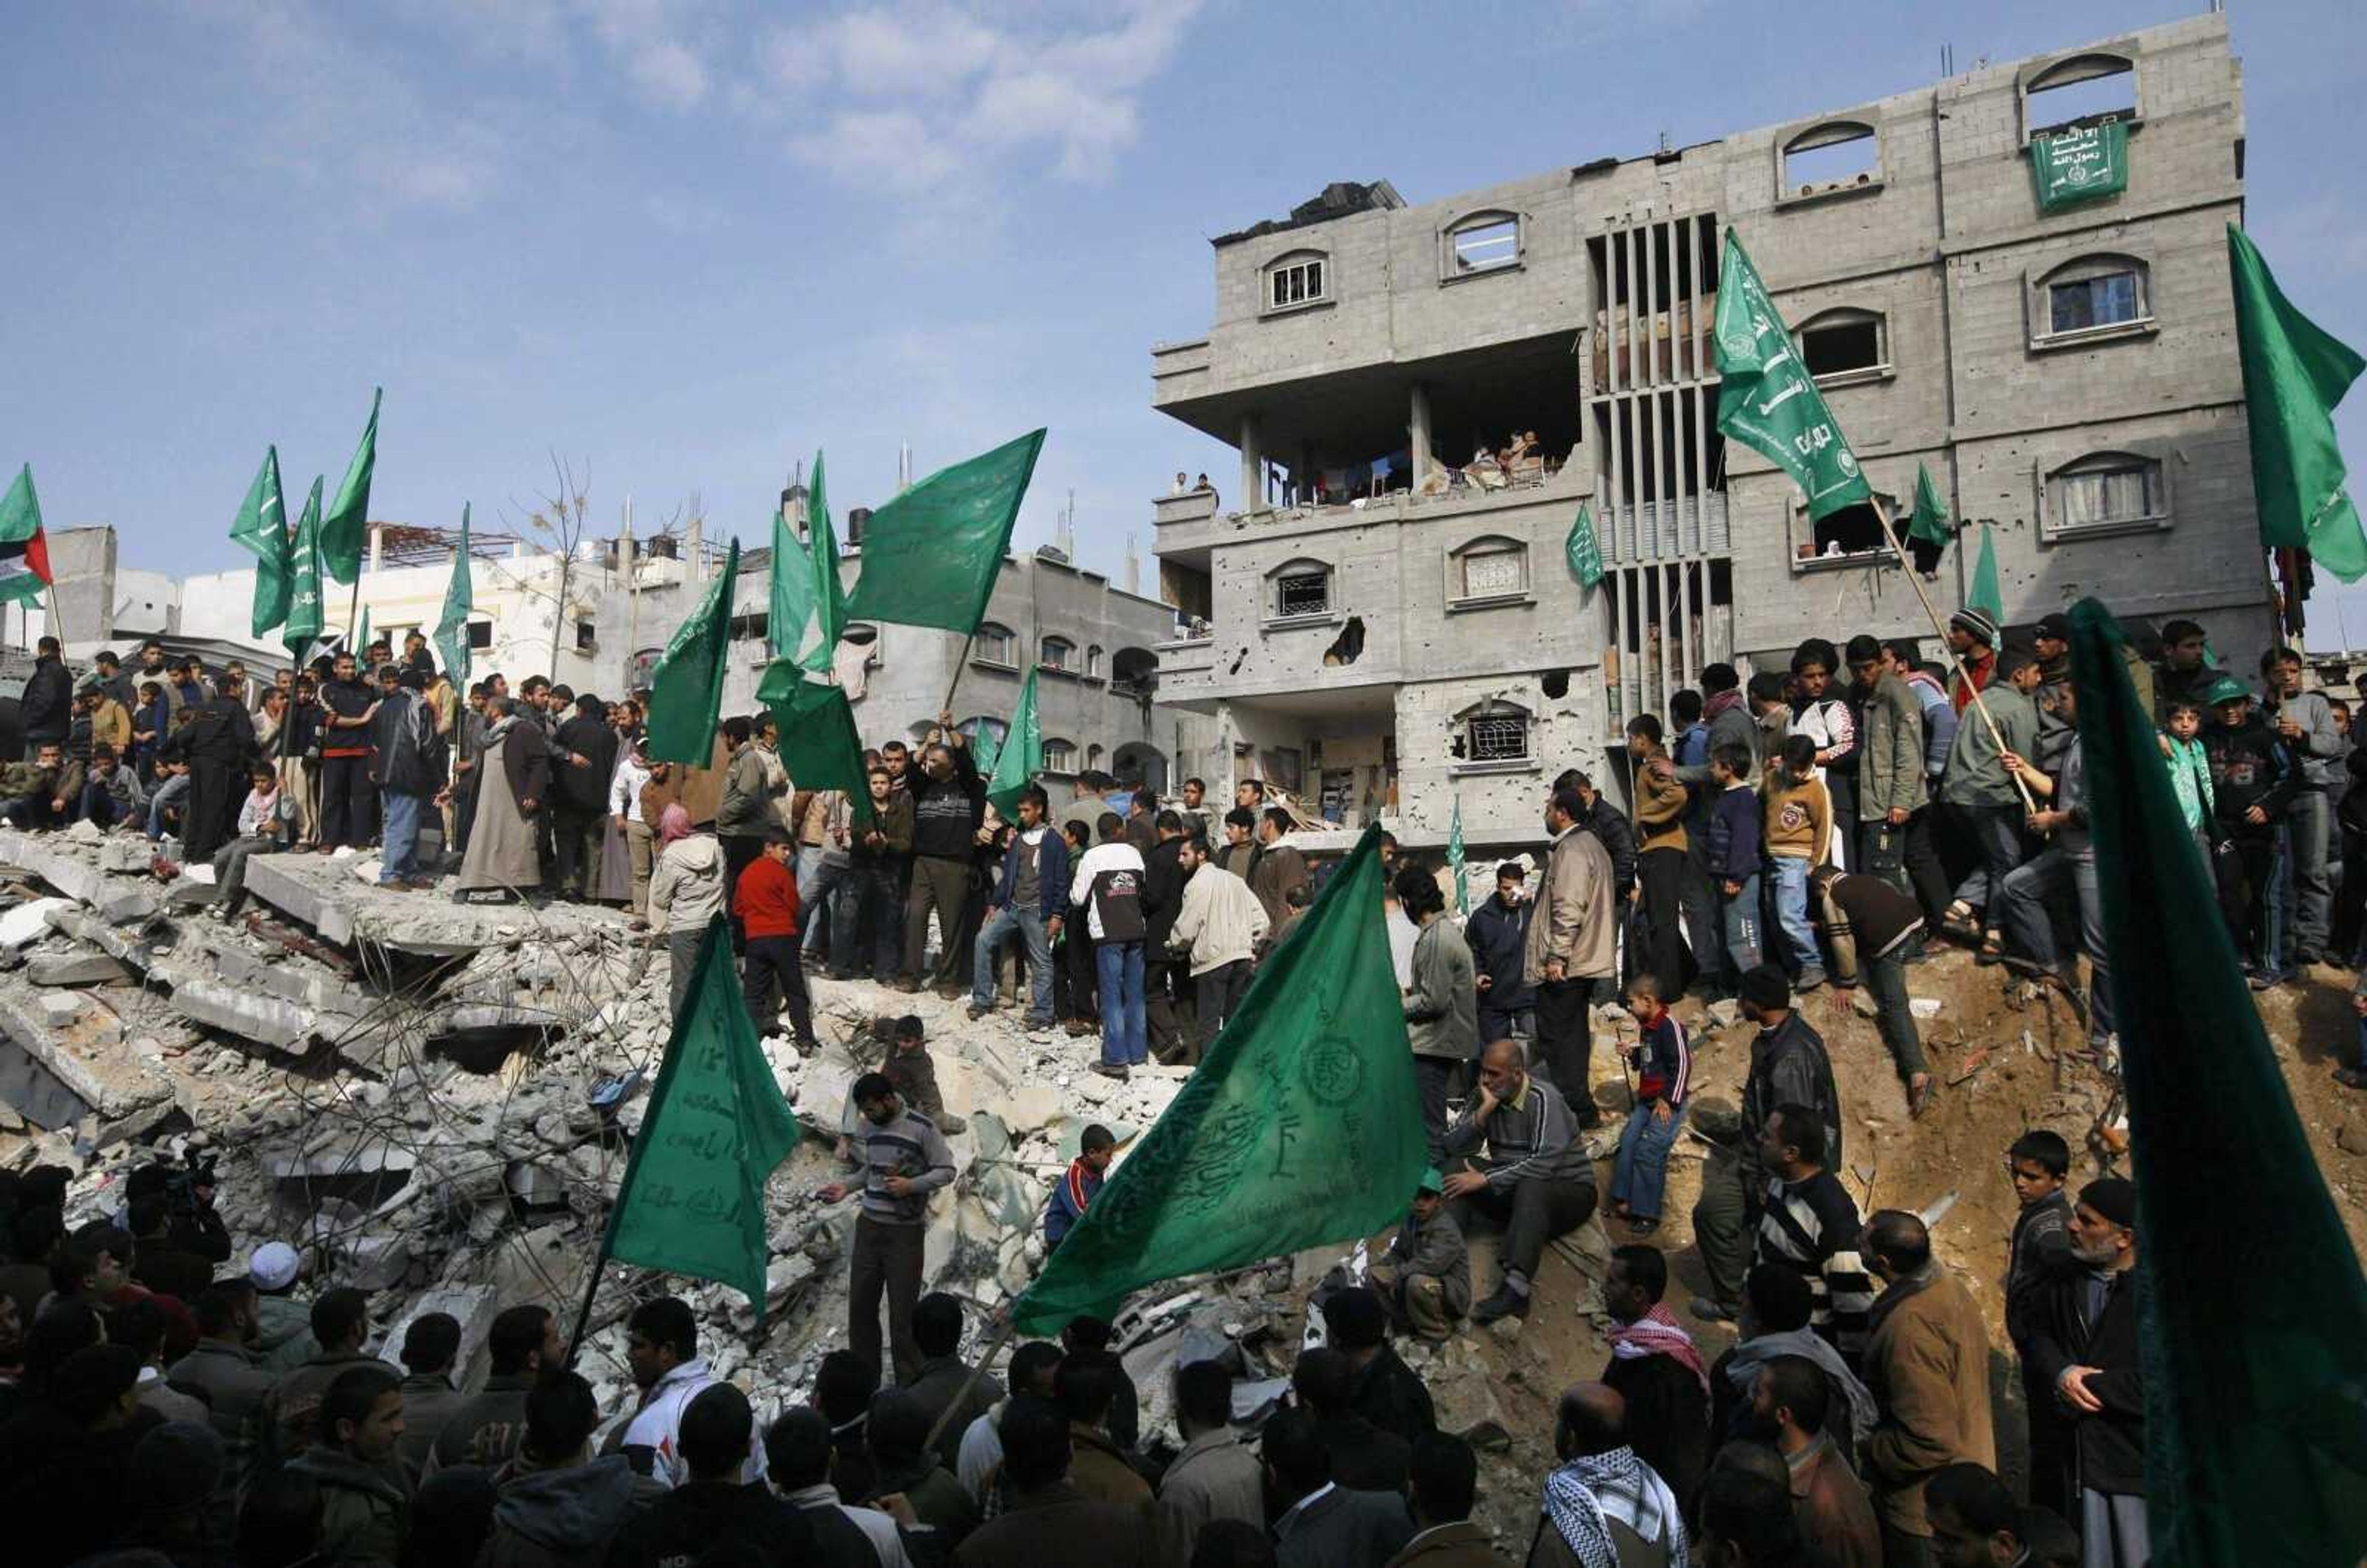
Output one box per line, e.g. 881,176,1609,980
2202,675,2297,985
1369,1169,1470,1342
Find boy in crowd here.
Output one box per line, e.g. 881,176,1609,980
1811,864,1932,1117
1625,714,1691,1000
1608,975,1690,1236
1045,1123,1115,1249
2003,1129,2075,1518
2162,699,2214,864
1765,733,1832,990
1706,741,1763,995
2202,675,2297,984
78,741,145,830
1370,1168,1470,1343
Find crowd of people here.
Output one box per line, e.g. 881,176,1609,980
0,603,2331,1566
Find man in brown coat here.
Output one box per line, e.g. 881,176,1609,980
1858,1211,1995,1568
1246,806,1309,928
1151,1362,1263,1568
1754,1354,1879,1568
1523,782,1617,1127
954,1395,1147,1568
1055,1356,1148,1508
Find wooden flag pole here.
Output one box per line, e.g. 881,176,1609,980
941,629,976,718
1865,494,2037,814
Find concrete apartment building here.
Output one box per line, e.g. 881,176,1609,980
1148,14,2267,849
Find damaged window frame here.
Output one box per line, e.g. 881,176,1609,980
2030,253,2154,349
1778,118,1883,205
1450,699,1537,774
1795,307,1891,388
1792,488,1902,571
1262,250,1331,317
2021,51,2140,141
1447,535,1532,608
972,622,1018,669
1442,211,1522,281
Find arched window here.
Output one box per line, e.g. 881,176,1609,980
1085,644,1104,677
1040,635,1076,671
1086,743,1105,770
1042,737,1079,774
1781,120,1879,198
1448,535,1531,603
1453,700,1534,767
1795,308,1889,382
958,716,1007,751
2033,255,2151,345
2047,451,2168,539
1263,250,1330,314
2024,52,2136,137
973,623,1017,667
1444,210,1521,277
1266,558,1334,621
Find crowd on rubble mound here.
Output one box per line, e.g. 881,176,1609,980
0,603,2352,1566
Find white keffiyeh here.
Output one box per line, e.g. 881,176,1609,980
1542,1445,1688,1568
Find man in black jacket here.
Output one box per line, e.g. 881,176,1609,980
1465,860,1535,1044
161,674,260,863
314,651,378,851
550,693,616,899
1140,811,1195,1062
900,720,983,995
372,669,443,889
20,636,70,761
2026,1177,2147,1568
1691,966,1841,1325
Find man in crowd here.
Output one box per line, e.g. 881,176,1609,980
2263,643,2344,967
1753,1354,1879,1568
1600,1244,1708,1511
2027,1177,2148,1568
1527,783,1617,1127
619,1295,764,1488
1443,1037,1598,1325
1263,1405,1413,1568
1151,1358,1264,1568
315,650,379,852
819,1071,957,1384
1466,859,1534,1045
1937,649,2042,960
1247,805,1309,928
904,1291,1003,1475
902,725,984,997
428,1304,563,1476
1166,831,1268,1059
1860,1211,1996,1567
1534,1384,1686,1568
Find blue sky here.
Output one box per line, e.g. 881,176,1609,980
4,1,2363,639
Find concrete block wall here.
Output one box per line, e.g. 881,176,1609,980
1394,671,1603,848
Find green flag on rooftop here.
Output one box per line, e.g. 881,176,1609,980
1714,231,1873,521
2068,597,2367,1567
598,917,800,1309
984,666,1043,822
320,388,380,586
435,504,475,684
229,446,291,635
1906,462,1952,548
759,663,873,825
644,538,740,765
283,477,327,658
1011,822,1425,1335
2228,223,2367,583
1967,523,2004,625
1564,502,1604,589
843,429,1046,636
1447,796,1468,917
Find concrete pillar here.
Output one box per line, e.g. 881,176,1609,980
368,525,384,575
1409,382,1435,492
1238,413,1263,515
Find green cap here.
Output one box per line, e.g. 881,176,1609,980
1417,1167,1444,1196
2204,674,2252,707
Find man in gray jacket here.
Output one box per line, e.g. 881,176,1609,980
1849,635,1949,927
1936,650,2041,957
2264,645,2344,966
1151,1360,1264,1568
1399,864,1476,1165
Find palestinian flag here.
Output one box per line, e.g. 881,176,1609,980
0,465,55,608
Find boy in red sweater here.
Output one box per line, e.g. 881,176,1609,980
736,827,819,1052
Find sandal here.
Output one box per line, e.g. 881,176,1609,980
1974,934,2006,966
1907,1075,1934,1118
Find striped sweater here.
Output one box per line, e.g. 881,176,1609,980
1754,1169,1876,1362
1444,1074,1592,1188
849,1108,955,1227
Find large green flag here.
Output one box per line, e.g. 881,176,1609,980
644,539,740,765
1905,462,1952,547
0,465,54,610
321,388,380,586
758,663,873,825
767,502,816,664
284,477,327,657
1447,796,1468,917
1564,502,1604,589
843,429,1045,635
1714,230,1873,521
807,450,845,671
1011,822,1425,1334
229,446,291,635
2228,224,2367,583
435,504,474,683
2069,597,2367,1567
1967,523,2004,625
599,917,800,1309
984,666,1043,821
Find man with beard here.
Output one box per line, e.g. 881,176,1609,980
160,672,261,863
1524,783,1617,1125
817,1073,956,1383
2026,1178,2148,1568
315,650,380,851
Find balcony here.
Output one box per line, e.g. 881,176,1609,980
1151,338,1214,406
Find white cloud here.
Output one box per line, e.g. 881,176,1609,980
578,0,719,110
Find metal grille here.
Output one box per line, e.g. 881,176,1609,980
1461,549,1526,598
1468,714,1529,762
1277,573,1330,616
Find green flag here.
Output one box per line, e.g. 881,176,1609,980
435,504,474,683
321,388,380,586
970,722,1003,777
0,465,54,610
2068,597,2367,1567
1967,523,2004,625
759,664,873,825
1906,462,1952,547
284,477,327,657
2228,224,2367,583
984,667,1043,821
1447,796,1468,917
1011,822,1425,1335
229,446,291,635
1714,230,1873,521
843,429,1046,635
2028,121,2129,213
356,605,372,658
644,539,740,765
807,450,846,672
768,502,816,663
1564,502,1604,589
599,917,800,1308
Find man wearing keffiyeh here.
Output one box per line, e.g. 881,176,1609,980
1600,1245,1710,1511
1532,1383,1688,1568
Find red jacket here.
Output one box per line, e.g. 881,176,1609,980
734,852,801,939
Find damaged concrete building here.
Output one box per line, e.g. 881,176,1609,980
1148,14,2270,849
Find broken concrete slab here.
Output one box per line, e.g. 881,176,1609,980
29,952,135,987
0,830,109,903
36,992,86,1027
92,888,160,925
242,851,633,956
0,898,78,949
0,987,174,1122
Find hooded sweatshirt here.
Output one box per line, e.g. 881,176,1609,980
648,834,725,934
483,1454,646,1568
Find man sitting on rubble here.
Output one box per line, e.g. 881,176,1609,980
0,741,82,830
1440,1037,1598,1327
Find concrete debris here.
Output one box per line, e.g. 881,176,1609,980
29,952,136,987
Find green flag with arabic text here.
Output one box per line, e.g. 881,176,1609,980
1564,502,1604,589
1012,822,1425,1334
599,917,800,1309
1906,462,1952,548
283,477,327,658
1714,231,1873,521
435,505,475,684
759,662,873,825
984,666,1043,822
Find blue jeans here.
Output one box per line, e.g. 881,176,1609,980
1948,801,2024,920
378,791,424,883
831,863,902,977
1719,872,1762,989
1998,846,2112,1040
1611,1100,1685,1222
147,774,190,840
1094,940,1148,1066
973,904,1055,1025
1771,858,1823,981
